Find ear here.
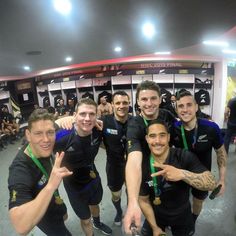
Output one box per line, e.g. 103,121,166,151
195,103,199,112
145,134,148,143
25,129,31,142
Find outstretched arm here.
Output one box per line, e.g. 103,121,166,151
152,163,216,191
215,145,227,196
124,151,143,234
9,152,72,235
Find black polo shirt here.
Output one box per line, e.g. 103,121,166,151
140,148,206,220
102,114,132,163
8,147,67,228
171,118,223,170
127,109,176,160
55,127,102,185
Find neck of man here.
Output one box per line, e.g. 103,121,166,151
141,110,159,120
183,116,197,130
24,144,39,159
152,148,169,164
75,124,92,137
114,113,128,124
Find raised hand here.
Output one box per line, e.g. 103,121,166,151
47,152,73,191
151,162,183,182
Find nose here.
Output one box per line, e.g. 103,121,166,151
84,113,90,120
146,98,152,106
42,133,50,142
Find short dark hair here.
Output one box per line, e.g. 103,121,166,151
176,91,196,102
112,90,129,101
136,80,161,100
28,108,55,130
75,98,97,113
146,118,170,134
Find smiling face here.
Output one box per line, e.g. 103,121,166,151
75,104,97,136
176,95,198,124
146,123,170,158
26,119,55,158
137,89,161,120
112,94,129,120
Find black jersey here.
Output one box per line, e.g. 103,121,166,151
8,147,67,228
102,114,132,163
171,118,223,170
127,109,176,159
140,148,206,219
56,105,68,116
55,127,102,185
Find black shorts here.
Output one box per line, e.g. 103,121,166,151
64,176,103,220
106,161,125,192
191,188,208,200
154,204,194,236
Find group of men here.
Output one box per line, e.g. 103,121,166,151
0,106,19,147
8,80,227,236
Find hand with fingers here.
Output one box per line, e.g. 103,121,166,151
95,119,103,131
151,162,183,182
123,202,142,235
47,152,73,191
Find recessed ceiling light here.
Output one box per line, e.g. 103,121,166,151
202,40,229,47
53,0,72,15
114,47,122,52
142,22,155,39
65,56,72,62
222,49,236,54
23,66,30,71
154,51,171,55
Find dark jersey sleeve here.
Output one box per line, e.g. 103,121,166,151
126,116,144,154
210,121,224,150
180,149,208,173
8,163,35,209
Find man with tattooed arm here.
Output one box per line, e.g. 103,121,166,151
139,119,216,236
172,91,227,229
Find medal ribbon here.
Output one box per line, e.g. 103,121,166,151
181,122,198,150
27,144,60,199
149,154,161,198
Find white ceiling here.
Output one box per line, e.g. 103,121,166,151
1,0,236,78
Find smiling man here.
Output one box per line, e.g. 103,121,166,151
124,80,176,235
8,109,72,236
139,119,216,236
172,91,227,229
54,98,112,236
102,91,132,225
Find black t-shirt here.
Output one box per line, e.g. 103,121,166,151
102,114,132,163
140,148,207,220
55,127,102,185
171,118,223,170
8,147,67,227
56,105,68,116
227,97,236,125
67,106,75,116
127,109,176,160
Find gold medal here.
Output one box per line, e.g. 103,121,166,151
153,197,161,205
55,196,64,205
90,170,96,179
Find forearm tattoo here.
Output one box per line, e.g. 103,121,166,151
182,170,216,191
215,146,227,168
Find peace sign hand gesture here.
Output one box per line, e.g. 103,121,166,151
47,152,73,191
